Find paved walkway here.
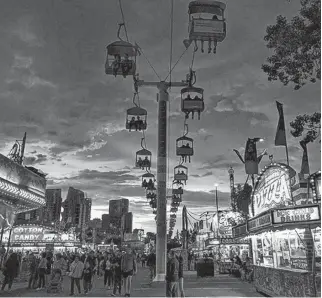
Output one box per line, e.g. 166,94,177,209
0,266,261,297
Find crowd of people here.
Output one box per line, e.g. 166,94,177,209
0,247,159,297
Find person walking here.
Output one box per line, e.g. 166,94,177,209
36,252,47,290
103,254,113,290
121,248,137,297
0,252,19,291
178,254,185,297
111,252,122,297
147,251,156,282
166,250,179,297
82,259,93,294
27,252,37,289
69,255,84,296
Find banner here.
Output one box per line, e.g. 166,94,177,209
275,101,287,146
300,140,310,175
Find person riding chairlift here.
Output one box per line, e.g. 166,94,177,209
112,54,121,76
121,53,133,78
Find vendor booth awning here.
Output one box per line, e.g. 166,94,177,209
0,153,46,221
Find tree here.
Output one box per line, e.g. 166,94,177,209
232,183,252,217
144,232,156,244
262,0,321,90
290,112,321,143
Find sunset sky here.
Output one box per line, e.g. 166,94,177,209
0,0,320,232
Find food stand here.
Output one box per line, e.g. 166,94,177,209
211,210,248,274
0,153,46,231
241,162,321,297
2,224,81,253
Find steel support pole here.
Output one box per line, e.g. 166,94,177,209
154,82,168,282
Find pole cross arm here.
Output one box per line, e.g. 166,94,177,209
137,80,188,89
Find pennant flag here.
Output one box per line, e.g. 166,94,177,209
233,149,245,164
244,138,258,174
300,140,310,175
257,149,268,164
275,101,287,146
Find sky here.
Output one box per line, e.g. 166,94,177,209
0,0,320,233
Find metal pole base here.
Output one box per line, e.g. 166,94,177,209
153,273,166,282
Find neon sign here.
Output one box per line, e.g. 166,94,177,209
252,165,293,216
272,205,320,224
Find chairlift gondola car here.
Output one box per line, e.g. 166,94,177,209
172,181,184,196
170,214,176,219
172,195,182,204
174,165,188,184
176,135,194,162
150,199,157,209
136,148,152,170
184,1,226,54
170,207,178,213
146,188,157,200
126,107,147,132
141,173,155,189
181,87,205,120
105,39,139,77
171,200,180,207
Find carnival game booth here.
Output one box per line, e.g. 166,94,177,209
211,210,248,274
244,162,321,297
0,154,46,229
2,224,81,253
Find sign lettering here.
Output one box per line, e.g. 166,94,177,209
247,213,272,231
252,166,292,216
272,206,320,224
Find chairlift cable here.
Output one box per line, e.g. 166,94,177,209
164,46,189,82
169,0,174,88
136,45,162,81
118,0,129,42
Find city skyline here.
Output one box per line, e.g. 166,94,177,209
0,0,320,232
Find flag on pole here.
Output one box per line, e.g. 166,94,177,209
300,140,310,175
275,101,287,146
244,138,258,174
233,149,245,164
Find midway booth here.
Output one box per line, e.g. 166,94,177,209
233,162,321,297
0,153,46,254
1,224,81,253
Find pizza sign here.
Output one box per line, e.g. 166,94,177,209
252,165,292,216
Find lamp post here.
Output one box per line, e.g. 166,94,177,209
214,184,219,238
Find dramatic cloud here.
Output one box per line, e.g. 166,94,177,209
0,0,320,232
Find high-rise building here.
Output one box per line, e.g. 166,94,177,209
102,214,111,230
109,199,129,217
62,187,91,229
123,212,133,233
89,218,102,229
44,189,62,223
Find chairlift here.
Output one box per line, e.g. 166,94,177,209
141,172,155,189
181,86,204,120
105,23,140,77
136,138,152,170
184,1,227,54
176,124,194,162
172,181,184,196
126,93,147,131
174,165,188,184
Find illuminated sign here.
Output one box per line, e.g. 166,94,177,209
2,224,77,243
247,213,272,232
219,237,249,245
252,164,294,216
0,153,46,197
232,224,247,238
217,211,245,237
194,19,225,34
272,205,320,224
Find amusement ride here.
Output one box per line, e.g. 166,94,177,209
105,0,227,281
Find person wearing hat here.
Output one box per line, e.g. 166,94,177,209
166,250,179,297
